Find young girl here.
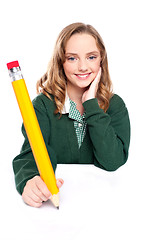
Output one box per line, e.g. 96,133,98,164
13,22,130,207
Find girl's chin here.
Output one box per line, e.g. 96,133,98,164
76,78,94,88
67,77,94,90
76,82,92,89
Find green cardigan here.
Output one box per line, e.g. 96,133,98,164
13,93,130,194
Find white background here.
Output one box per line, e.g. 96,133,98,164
0,0,160,239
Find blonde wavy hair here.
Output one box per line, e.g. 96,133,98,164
36,22,113,114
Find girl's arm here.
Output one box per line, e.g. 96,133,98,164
83,95,130,171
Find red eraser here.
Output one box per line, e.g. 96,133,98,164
7,61,19,70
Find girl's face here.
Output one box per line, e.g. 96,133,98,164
63,33,101,91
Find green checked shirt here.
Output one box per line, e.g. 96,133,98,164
62,94,87,148
69,99,87,148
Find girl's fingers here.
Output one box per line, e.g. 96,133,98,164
95,67,101,82
23,194,43,208
35,176,52,200
56,178,64,188
32,186,48,202
22,187,43,207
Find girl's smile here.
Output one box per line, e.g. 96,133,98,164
75,72,92,80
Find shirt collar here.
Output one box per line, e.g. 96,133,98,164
62,92,70,114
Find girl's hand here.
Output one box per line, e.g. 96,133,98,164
82,67,101,103
22,176,64,208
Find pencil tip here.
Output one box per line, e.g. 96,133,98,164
56,206,59,210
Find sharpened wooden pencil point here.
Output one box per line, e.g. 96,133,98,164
50,192,59,208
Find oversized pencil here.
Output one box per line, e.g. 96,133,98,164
7,61,59,209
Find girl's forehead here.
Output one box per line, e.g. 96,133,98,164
65,33,99,53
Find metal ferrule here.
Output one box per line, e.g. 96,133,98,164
8,66,23,81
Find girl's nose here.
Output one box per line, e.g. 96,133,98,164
78,59,88,72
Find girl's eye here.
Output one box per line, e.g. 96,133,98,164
88,56,97,60
67,57,76,61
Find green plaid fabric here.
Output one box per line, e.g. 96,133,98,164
69,99,87,148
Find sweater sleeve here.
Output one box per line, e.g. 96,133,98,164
83,95,130,171
12,96,57,195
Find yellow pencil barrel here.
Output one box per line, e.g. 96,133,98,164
7,61,59,207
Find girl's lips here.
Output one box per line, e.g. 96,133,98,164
75,72,92,80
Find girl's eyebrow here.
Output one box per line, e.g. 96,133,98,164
65,51,100,56
86,51,100,55
65,53,78,56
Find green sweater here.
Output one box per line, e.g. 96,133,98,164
13,93,130,194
